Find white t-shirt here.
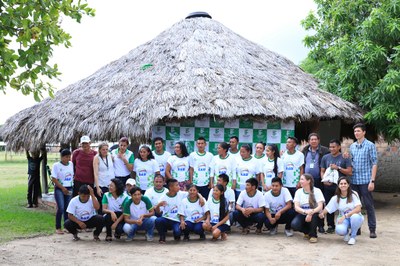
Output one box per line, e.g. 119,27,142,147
133,159,160,190
144,187,169,207
293,188,325,209
95,154,115,187
264,187,293,214
189,151,214,187
178,197,206,223
208,187,235,204
52,161,74,187
204,197,230,226
158,191,188,222
325,193,362,217
235,157,261,191
101,192,128,212
236,190,266,209
123,196,153,220
281,150,304,188
111,148,134,176
262,157,284,187
167,155,190,182
152,150,171,177
211,154,237,188
66,196,97,221
228,150,241,161
254,154,268,171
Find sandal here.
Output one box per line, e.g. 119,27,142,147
56,229,64,235
93,236,101,242
221,233,228,241
72,235,80,241
105,236,112,242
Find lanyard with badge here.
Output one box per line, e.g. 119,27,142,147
100,156,109,169
309,151,317,169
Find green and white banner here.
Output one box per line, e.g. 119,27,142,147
151,118,294,155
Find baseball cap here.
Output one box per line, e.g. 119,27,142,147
80,135,91,143
126,178,136,186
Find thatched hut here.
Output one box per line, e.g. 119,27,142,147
0,12,363,152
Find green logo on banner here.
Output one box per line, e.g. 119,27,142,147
224,128,239,142
253,129,267,143
209,142,219,154
166,127,180,140
210,119,225,128
194,128,210,140
239,118,253,128
185,141,195,153
181,120,195,127
281,130,294,143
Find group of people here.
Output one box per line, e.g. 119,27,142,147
49,123,377,245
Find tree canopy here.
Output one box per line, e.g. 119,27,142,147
0,0,95,101
301,0,400,141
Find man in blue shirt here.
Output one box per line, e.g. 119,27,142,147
350,123,378,238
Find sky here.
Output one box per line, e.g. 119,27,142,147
0,0,317,124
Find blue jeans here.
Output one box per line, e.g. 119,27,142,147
183,221,204,237
54,187,72,229
155,217,181,240
323,183,337,228
197,185,210,199
233,210,265,229
336,214,364,238
123,216,156,238
351,184,376,231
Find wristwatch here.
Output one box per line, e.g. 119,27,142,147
371,180,375,183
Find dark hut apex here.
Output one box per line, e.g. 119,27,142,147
0,16,363,151
185,11,212,19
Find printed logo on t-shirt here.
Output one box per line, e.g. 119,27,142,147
190,210,201,221
265,170,274,179
177,163,186,172
211,213,219,223
64,173,73,182
240,168,250,177
302,204,310,210
286,162,294,171
218,166,227,175
169,205,178,214
79,211,90,221
159,163,165,173
197,162,207,172
138,169,147,177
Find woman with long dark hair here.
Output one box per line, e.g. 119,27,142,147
319,177,364,245
102,178,128,241
203,184,230,241
133,145,160,194
291,173,325,243
211,142,237,189
165,142,190,190
260,144,284,192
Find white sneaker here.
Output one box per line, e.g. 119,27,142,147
285,229,294,237
146,233,154,242
348,238,356,245
343,233,350,242
270,227,277,235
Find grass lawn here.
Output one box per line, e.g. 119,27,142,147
0,152,58,243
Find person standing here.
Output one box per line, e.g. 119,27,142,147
253,142,268,189
260,144,284,192
93,142,115,213
189,137,214,198
26,150,43,208
350,123,378,238
152,137,171,178
133,145,160,194
320,139,352,234
165,142,190,190
111,137,134,186
72,136,97,196
281,137,304,198
51,149,74,234
228,136,240,160
210,142,237,189
302,133,329,233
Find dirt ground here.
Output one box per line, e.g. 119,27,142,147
1,192,399,266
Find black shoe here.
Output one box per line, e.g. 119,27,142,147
318,227,325,234
114,233,121,239
326,226,335,234
370,231,377,238
26,204,33,208
174,236,181,241
199,233,206,240
183,235,189,241
357,229,361,235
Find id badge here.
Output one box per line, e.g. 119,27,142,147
309,163,314,169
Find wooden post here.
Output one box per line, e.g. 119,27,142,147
41,146,48,194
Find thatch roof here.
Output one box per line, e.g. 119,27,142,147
1,14,363,151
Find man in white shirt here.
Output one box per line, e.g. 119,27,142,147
189,137,214,198
281,136,304,198
233,177,265,234
228,136,240,160
152,137,171,178
264,177,296,236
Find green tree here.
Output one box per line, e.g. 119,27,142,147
301,0,400,141
0,0,95,101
